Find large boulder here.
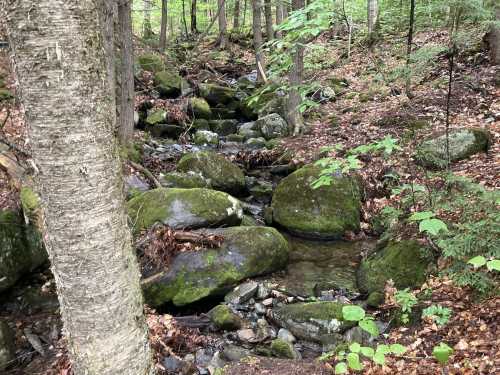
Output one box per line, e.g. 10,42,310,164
137,53,164,73
199,84,237,106
209,119,238,136
415,128,491,169
0,210,47,293
154,70,185,98
127,188,243,233
271,164,362,239
238,122,260,140
187,98,212,120
159,171,210,189
176,151,246,196
270,302,351,344
194,130,219,146
142,226,289,306
357,240,434,296
255,114,289,140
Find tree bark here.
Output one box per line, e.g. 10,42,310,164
264,0,274,40
159,0,169,50
191,0,198,33
182,0,189,37
218,0,228,48
242,0,248,27
405,0,416,99
2,1,153,374
252,0,265,82
367,0,378,35
489,5,500,65
275,1,283,39
234,0,241,29
143,0,154,38
117,0,135,145
286,0,305,135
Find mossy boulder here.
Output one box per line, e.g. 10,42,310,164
137,53,164,73
245,137,267,149
238,122,260,140
192,118,210,131
154,70,184,98
227,134,245,143
271,164,362,239
270,339,298,359
327,77,349,96
146,123,184,139
145,109,167,125
357,240,434,295
271,302,350,344
159,171,210,189
127,188,243,233
209,305,243,331
0,320,15,371
0,210,47,293
194,130,219,146
415,128,491,169
177,151,246,196
255,114,289,140
142,226,289,306
187,98,212,120
209,119,238,136
199,84,237,106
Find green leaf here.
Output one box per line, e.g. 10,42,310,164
346,352,363,371
359,318,379,337
334,362,348,374
349,342,361,353
342,305,366,321
419,218,448,236
360,346,374,358
408,211,435,221
389,344,407,355
432,343,453,364
467,255,487,268
486,259,500,272
376,344,391,355
373,351,386,365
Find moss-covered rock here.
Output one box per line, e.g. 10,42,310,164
357,240,434,295
199,84,237,106
0,320,15,371
209,305,243,331
227,134,245,143
0,210,47,293
137,53,165,73
159,171,210,189
154,70,184,98
194,130,219,146
271,164,362,239
209,119,238,136
245,137,267,149
366,291,384,307
238,122,260,140
415,128,491,169
177,151,246,196
241,215,259,226
327,77,349,96
271,301,350,344
146,109,167,125
255,114,289,140
127,188,243,233
142,226,289,306
192,118,210,131
270,339,298,359
188,98,212,120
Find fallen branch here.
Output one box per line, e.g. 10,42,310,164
129,160,162,188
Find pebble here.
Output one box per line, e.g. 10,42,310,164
262,298,274,307
254,302,266,315
225,281,258,304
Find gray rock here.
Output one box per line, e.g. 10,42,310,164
0,320,15,370
237,328,257,343
277,328,296,344
194,130,219,146
245,137,267,149
159,171,210,189
225,281,259,304
256,284,271,299
255,113,289,140
162,356,186,373
209,119,238,136
221,344,252,362
195,348,213,367
125,175,150,198
254,303,266,315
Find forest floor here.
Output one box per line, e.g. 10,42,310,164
0,27,499,375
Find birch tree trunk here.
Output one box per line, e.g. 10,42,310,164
117,0,135,145
286,0,305,135
264,0,274,40
252,0,266,82
2,1,153,374
234,0,241,29
143,0,154,38
218,0,228,48
191,0,198,33
367,0,378,35
159,0,169,50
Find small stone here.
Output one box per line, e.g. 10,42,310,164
256,284,271,299
162,356,185,373
262,298,274,307
254,303,266,315
237,328,257,343
225,281,259,304
221,344,252,362
195,348,213,367
277,328,296,344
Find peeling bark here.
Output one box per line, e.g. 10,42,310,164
2,1,153,374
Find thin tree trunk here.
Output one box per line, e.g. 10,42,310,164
275,1,283,39
489,5,500,65
367,0,378,35
264,0,274,40
2,1,153,374
182,0,189,37
191,0,198,33
159,0,169,49
234,0,241,29
252,0,265,82
143,0,153,38
117,0,135,145
286,0,305,135
405,0,416,99
445,46,455,170
243,0,248,27
218,0,227,48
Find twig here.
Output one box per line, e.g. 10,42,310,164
1,108,10,129
129,160,161,188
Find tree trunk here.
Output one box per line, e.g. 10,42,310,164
405,0,416,99
234,0,241,29
160,0,169,49
191,0,198,33
3,1,153,374
367,0,378,35
275,1,283,39
143,0,153,38
252,0,265,82
264,0,274,40
117,0,135,145
243,0,248,27
182,0,189,37
218,0,227,48
489,5,500,65
286,0,305,135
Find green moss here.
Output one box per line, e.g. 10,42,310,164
270,339,296,359
277,301,344,322
271,164,362,239
199,84,237,105
241,215,259,226
209,305,242,330
188,98,212,120
154,71,183,97
137,53,165,73
177,151,246,196
227,134,245,143
366,291,384,307
160,171,210,189
357,240,433,295
145,109,167,125
192,119,210,131
0,88,13,101
209,119,238,136
20,187,39,216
